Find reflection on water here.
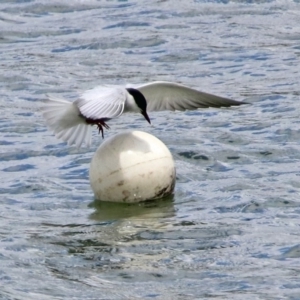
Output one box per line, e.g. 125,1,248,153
89,195,175,221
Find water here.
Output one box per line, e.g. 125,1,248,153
1,0,300,299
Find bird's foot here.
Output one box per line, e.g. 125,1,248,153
85,118,110,139
96,121,110,139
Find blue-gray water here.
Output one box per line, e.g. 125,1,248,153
1,0,300,299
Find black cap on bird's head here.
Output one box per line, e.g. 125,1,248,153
126,88,151,124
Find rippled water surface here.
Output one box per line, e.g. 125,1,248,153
1,0,300,299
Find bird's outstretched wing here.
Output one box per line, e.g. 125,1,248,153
135,81,246,112
75,85,127,120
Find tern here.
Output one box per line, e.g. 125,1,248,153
42,81,246,147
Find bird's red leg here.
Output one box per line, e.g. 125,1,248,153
85,118,110,139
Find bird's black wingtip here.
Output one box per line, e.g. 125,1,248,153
228,100,251,107
237,99,250,104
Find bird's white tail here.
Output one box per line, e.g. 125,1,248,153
42,95,92,148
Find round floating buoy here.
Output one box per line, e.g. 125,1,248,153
89,131,176,203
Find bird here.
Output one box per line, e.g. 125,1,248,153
42,81,247,148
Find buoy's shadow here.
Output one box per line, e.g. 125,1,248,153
88,194,175,222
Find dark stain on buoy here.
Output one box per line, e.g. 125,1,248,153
117,180,124,186
154,178,175,198
156,186,170,198
122,190,130,201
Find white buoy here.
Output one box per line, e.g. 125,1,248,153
89,131,176,203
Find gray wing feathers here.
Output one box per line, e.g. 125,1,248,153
75,86,126,120
136,81,245,112
56,124,92,148
42,95,92,147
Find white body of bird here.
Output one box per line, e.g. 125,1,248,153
42,81,246,148
42,86,139,148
